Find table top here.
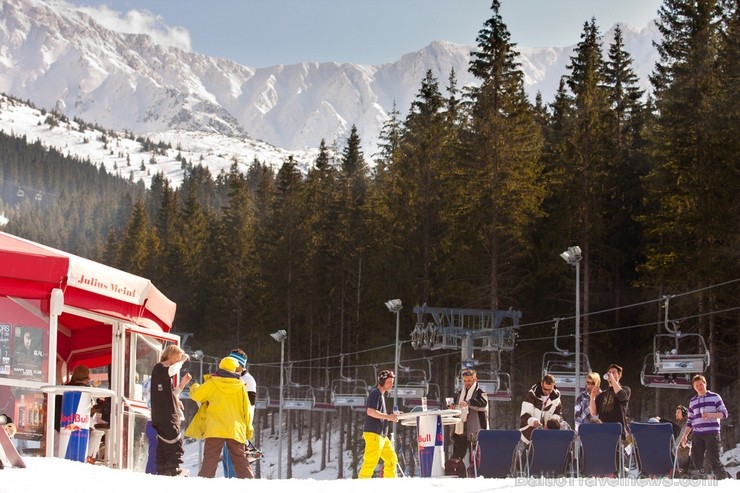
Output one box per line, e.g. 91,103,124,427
397,408,461,427
40,385,116,398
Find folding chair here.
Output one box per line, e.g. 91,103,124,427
630,422,675,478
475,430,521,478
578,422,624,477
527,429,575,477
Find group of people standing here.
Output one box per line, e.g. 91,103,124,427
357,362,729,480
149,346,256,478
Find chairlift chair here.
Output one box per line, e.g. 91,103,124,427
454,358,512,402
640,353,692,389
330,378,368,407
282,363,315,410
312,368,336,412
395,364,429,407
652,333,710,374
541,351,592,397
255,385,271,409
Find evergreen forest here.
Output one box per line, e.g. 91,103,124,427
1,0,738,438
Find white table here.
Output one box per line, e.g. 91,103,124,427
397,408,461,477
41,385,115,462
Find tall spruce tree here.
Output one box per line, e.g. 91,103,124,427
602,24,648,324
641,0,738,389
642,0,729,286
456,0,545,310
555,18,612,354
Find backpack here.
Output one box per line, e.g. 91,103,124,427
445,458,467,478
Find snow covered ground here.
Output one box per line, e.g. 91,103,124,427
2,429,738,493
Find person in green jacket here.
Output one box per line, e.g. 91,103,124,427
189,355,254,478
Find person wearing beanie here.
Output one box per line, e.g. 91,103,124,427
221,348,260,478
150,345,191,476
358,369,399,479
189,354,254,479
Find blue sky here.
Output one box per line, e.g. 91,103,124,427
68,0,663,68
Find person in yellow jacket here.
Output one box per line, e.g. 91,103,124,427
189,355,254,478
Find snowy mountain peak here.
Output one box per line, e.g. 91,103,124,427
0,0,659,162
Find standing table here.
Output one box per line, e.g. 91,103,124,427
397,408,461,477
41,385,115,462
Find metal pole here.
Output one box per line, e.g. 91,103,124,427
392,309,400,439
199,357,204,464
574,259,581,398
277,339,285,479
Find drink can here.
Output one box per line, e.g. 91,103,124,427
393,405,399,415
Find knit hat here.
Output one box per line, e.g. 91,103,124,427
228,350,248,368
219,356,239,373
377,369,395,384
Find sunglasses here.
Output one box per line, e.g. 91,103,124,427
586,380,595,385
461,370,476,377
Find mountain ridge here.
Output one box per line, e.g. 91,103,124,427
0,0,659,164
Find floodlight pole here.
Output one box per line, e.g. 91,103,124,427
385,300,402,439
561,247,582,397
271,330,287,479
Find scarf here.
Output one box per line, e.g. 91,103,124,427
454,382,478,435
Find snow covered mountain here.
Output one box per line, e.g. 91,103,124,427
0,0,659,163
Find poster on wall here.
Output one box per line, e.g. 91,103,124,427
12,326,44,379
0,322,10,376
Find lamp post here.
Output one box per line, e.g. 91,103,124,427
189,349,205,464
270,329,287,479
560,246,582,397
384,299,402,439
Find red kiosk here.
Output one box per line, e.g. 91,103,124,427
0,232,179,469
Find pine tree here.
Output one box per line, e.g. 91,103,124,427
552,18,612,353
641,0,729,286
454,0,546,310
602,24,648,324
640,0,735,389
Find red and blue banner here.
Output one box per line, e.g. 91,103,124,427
417,414,444,477
58,390,90,462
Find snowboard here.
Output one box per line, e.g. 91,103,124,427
0,424,26,468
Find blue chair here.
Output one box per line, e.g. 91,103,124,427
630,422,675,478
475,429,521,478
578,422,623,477
527,429,575,477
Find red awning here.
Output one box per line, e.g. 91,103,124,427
0,232,176,332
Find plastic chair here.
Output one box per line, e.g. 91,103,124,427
578,422,624,477
630,422,675,478
475,429,521,478
527,429,575,477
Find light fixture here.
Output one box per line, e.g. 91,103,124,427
190,350,204,360
560,246,582,264
385,299,402,312
271,329,287,342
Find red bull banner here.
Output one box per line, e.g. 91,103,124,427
58,390,90,462
417,414,444,477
